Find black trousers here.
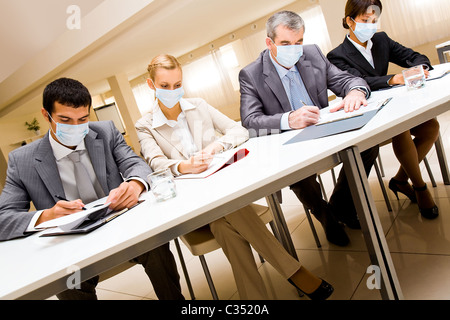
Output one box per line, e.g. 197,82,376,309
290,146,379,219
56,243,184,300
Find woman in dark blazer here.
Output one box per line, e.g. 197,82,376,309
327,0,440,219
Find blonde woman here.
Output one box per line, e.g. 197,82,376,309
135,54,333,300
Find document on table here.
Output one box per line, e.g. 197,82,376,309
35,197,111,230
427,67,450,81
175,148,249,179
317,97,392,126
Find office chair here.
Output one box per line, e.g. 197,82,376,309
173,203,275,300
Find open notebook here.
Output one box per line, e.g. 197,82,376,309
36,198,144,236
317,97,391,126
175,148,249,179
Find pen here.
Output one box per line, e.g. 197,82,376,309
55,195,87,210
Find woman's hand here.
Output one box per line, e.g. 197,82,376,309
178,152,214,174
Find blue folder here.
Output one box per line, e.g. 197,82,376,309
283,109,379,145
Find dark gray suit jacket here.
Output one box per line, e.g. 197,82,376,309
239,45,370,136
0,121,152,241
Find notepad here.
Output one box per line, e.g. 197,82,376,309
37,200,145,237
175,148,249,179
316,98,389,126
35,198,112,230
427,68,450,81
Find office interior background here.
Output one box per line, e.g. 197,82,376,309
0,0,450,300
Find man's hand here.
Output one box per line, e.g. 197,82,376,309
106,180,144,211
36,199,85,226
288,105,321,129
330,89,368,113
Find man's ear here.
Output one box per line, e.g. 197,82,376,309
265,37,273,50
146,78,155,90
41,108,50,123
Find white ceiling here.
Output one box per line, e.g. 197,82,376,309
0,0,299,118
0,0,105,83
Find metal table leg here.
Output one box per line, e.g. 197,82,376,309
339,147,404,300
435,132,450,185
265,194,298,261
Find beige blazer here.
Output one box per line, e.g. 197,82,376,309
135,98,249,175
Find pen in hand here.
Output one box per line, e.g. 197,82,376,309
55,195,87,210
299,99,322,122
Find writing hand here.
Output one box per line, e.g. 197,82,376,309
288,105,320,129
179,152,213,174
36,199,85,226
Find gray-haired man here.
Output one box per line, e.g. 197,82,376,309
239,11,379,246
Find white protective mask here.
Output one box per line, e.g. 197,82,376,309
155,86,185,109
272,40,304,68
351,18,377,43
48,112,89,147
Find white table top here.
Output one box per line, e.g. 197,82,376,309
1,63,449,300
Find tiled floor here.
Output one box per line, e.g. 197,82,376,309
49,110,450,300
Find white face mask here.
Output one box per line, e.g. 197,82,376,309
48,112,89,147
351,18,377,43
155,86,185,109
272,39,304,68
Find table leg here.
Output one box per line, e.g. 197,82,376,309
265,194,299,261
435,132,450,185
339,147,404,300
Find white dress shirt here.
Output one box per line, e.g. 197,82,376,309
347,34,375,68
152,100,198,175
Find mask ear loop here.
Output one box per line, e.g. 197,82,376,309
350,17,357,34
46,112,59,137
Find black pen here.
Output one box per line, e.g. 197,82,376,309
55,195,87,210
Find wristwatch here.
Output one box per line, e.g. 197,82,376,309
353,87,369,98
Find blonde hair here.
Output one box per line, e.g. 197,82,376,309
147,54,182,81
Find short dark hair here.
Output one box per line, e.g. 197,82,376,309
343,0,383,29
43,78,92,115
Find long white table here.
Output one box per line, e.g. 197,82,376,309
331,63,450,299
1,64,449,301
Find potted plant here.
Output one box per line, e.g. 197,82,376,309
25,117,41,136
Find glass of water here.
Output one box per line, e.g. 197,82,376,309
402,65,426,91
147,169,177,202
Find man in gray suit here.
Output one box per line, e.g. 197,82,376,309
0,78,184,300
239,11,379,246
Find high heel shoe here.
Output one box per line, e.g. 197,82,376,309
413,183,439,220
288,279,334,300
389,178,417,203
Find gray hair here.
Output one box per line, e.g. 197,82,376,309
266,11,305,40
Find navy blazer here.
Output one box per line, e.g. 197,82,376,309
0,121,152,241
239,45,369,136
327,32,432,91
